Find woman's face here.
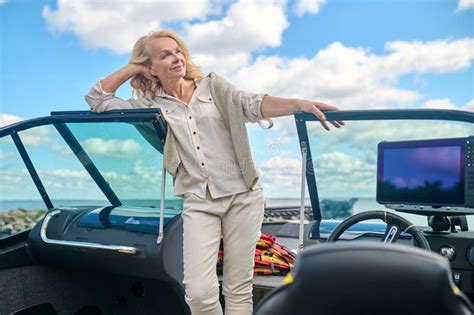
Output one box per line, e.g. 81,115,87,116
149,37,186,82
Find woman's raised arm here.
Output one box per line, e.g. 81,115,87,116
85,64,151,112
100,64,145,93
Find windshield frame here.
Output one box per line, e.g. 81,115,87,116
294,109,474,221
0,109,166,211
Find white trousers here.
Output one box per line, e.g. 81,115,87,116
182,189,265,315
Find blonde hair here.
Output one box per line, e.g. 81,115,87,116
129,30,204,97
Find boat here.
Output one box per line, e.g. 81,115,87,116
1,108,473,314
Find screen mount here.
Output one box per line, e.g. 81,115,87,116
385,204,472,233
385,204,474,216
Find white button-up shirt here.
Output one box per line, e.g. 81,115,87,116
86,76,266,199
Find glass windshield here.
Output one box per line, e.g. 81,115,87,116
65,121,182,210
1,116,182,238
1,120,182,212
1,132,49,239
17,124,110,206
306,119,474,230
1,131,47,208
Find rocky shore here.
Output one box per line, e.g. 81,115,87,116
263,198,358,222
320,198,358,219
0,209,46,238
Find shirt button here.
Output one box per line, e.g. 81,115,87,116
193,131,196,135
197,146,200,150
201,163,205,166
209,98,212,101
189,116,192,119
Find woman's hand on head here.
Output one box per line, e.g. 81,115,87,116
297,100,344,131
127,63,156,81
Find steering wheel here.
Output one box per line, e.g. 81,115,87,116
326,211,431,251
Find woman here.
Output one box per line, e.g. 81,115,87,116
85,30,341,315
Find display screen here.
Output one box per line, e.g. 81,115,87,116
377,139,465,206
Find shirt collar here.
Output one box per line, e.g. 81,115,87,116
157,77,211,102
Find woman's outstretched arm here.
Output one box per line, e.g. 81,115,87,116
260,95,343,130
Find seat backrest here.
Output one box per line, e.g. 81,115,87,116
254,243,473,315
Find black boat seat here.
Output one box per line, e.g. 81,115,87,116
254,242,473,315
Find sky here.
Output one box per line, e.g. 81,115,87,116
1,0,473,202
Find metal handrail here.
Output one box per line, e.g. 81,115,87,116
40,210,139,254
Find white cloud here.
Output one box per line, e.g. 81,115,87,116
132,159,162,183
421,98,457,109
456,0,474,12
0,113,23,128
95,160,166,198
0,152,15,160
381,38,474,75
0,0,6,6
47,169,90,179
258,152,375,198
0,168,106,200
260,156,302,176
462,100,474,111
185,0,289,74
308,120,474,167
314,152,375,197
185,0,287,55
0,162,164,200
0,113,52,147
42,0,289,73
81,138,143,158
259,157,303,197
41,2,472,113
17,127,52,146
40,2,474,147
422,98,474,111
231,38,474,111
42,0,217,54
232,42,421,109
98,159,171,199
192,52,252,77
1,170,38,199
263,116,296,146
315,152,372,175
293,0,326,16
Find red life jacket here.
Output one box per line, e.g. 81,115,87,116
216,233,296,276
